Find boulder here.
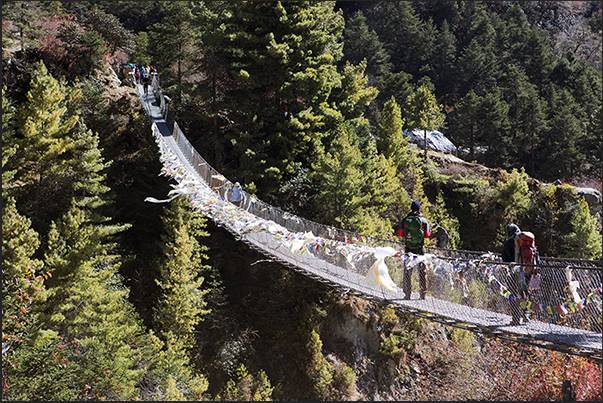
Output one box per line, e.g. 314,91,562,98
403,128,457,153
575,187,602,212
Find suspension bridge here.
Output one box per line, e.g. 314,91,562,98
134,74,602,362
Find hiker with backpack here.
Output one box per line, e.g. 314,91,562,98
397,201,431,300
501,223,541,325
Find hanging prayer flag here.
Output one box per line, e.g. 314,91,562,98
365,257,398,292
528,273,541,291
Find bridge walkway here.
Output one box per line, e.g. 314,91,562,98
136,82,602,361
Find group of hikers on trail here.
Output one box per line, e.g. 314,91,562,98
134,64,156,94
396,201,540,326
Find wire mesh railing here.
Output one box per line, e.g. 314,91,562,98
141,75,602,357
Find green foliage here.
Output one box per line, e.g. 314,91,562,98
56,19,109,78
311,123,400,236
529,183,602,258
341,10,392,81
565,197,602,259
375,96,408,164
331,60,379,122
2,86,18,190
405,83,446,160
155,198,212,349
380,335,402,358
494,167,531,222
85,7,135,57
218,364,274,401
306,329,333,400
1,198,49,401
15,61,78,174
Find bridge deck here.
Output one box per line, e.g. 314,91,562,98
138,85,602,360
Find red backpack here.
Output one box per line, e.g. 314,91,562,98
515,231,537,273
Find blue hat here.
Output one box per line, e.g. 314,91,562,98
411,201,421,211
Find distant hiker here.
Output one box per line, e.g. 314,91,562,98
142,74,150,95
397,200,431,300
135,67,140,84
502,223,540,326
230,182,243,207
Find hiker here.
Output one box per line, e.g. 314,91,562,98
502,223,538,325
397,200,431,300
142,73,150,95
135,67,140,84
230,182,243,207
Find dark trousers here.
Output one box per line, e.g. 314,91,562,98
403,246,426,299
509,269,529,323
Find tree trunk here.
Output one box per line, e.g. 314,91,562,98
424,129,428,160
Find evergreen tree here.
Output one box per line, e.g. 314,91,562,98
218,364,274,401
1,198,48,400
494,168,531,223
500,65,548,175
190,1,232,170
476,88,511,169
311,125,366,230
583,106,602,177
2,86,18,192
451,90,481,160
148,1,196,103
14,61,78,179
310,122,399,236
192,1,347,202
404,83,446,161
154,198,211,350
565,198,602,259
371,2,435,79
85,7,136,59
531,184,601,258
537,87,585,181
375,96,408,165
431,19,458,103
330,60,378,124
456,9,500,97
341,10,392,86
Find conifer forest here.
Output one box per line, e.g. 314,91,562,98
2,1,602,401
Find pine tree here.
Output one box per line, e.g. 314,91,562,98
15,61,78,180
341,10,392,85
148,2,196,103
565,198,602,259
372,2,435,79
1,198,48,400
375,96,408,163
500,65,547,175
2,86,18,194
476,88,511,168
154,198,211,350
405,83,446,161
456,9,500,96
192,1,347,201
85,7,136,58
451,90,481,160
311,125,367,230
431,19,458,103
538,87,585,181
